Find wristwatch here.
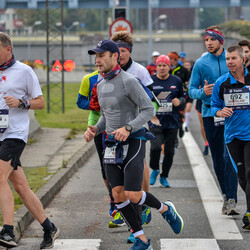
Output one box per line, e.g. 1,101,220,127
18,99,25,109
125,124,133,133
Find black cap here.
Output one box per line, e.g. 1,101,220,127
88,40,120,55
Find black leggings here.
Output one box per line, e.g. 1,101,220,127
94,133,106,179
227,138,250,211
149,127,178,178
94,133,113,200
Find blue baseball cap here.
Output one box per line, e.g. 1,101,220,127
180,52,186,58
88,40,120,55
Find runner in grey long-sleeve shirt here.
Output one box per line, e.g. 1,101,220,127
96,70,154,135
84,39,184,250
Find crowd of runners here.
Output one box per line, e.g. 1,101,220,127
0,23,249,250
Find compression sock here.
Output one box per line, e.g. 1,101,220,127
2,224,14,237
41,217,53,232
117,200,142,234
138,191,162,210
131,202,142,226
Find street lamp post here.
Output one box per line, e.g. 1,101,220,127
55,21,80,58
65,21,79,57
27,20,42,60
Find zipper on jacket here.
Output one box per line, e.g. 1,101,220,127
217,57,222,76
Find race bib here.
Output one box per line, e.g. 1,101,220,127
214,116,225,127
0,109,9,133
104,145,116,164
224,88,249,110
157,100,172,114
104,144,129,164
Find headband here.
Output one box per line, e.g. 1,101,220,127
204,29,224,44
116,40,133,53
167,52,179,60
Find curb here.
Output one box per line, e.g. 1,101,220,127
14,140,95,241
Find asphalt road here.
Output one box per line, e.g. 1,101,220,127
13,107,250,250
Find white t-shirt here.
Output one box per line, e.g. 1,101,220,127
0,61,43,143
126,61,153,87
97,60,153,87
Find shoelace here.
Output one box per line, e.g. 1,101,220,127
164,206,177,223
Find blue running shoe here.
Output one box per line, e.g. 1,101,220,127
162,201,184,234
150,170,159,185
142,207,152,225
130,238,152,250
160,177,170,188
145,207,152,224
108,211,126,228
127,232,135,244
109,200,117,217
141,208,147,225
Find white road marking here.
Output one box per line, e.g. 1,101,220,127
182,132,242,240
161,238,220,249
53,239,101,249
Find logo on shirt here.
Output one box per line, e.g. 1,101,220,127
229,89,243,93
153,86,164,89
0,75,6,83
170,86,176,89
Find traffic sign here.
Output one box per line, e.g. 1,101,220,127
109,18,133,37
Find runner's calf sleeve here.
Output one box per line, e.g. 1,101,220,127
117,200,143,234
138,191,162,210
131,202,142,226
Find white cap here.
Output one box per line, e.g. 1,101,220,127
152,51,160,57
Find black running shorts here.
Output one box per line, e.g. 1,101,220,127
0,138,26,170
105,139,145,192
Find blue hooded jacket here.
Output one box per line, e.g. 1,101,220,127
189,50,228,117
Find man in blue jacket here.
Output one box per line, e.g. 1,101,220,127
188,25,238,215
211,45,250,230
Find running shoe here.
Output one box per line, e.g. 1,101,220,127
127,232,135,244
130,238,152,250
111,209,118,218
40,224,60,249
150,170,159,185
160,177,170,188
141,207,147,225
185,126,189,132
242,212,250,230
227,199,240,216
0,230,17,248
222,194,228,215
109,200,117,217
108,212,126,228
203,145,209,156
144,207,152,225
162,201,184,234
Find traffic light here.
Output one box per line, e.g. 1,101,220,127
114,7,127,19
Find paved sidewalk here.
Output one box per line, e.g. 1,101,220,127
13,127,95,242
